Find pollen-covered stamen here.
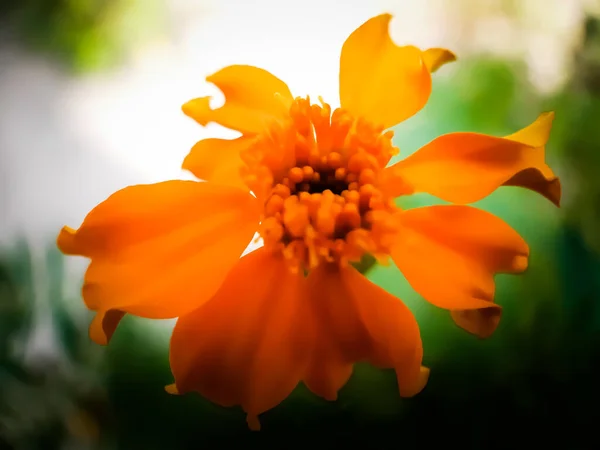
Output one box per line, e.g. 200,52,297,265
241,96,401,273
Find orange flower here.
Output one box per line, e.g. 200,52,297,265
57,14,560,430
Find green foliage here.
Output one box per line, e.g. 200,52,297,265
0,240,110,449
0,239,33,364
544,16,600,254
1,0,166,72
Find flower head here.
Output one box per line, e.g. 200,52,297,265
57,14,560,430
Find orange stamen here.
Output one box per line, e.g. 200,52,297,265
240,97,401,272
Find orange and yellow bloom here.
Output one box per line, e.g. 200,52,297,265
57,14,560,430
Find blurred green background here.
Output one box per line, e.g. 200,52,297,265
0,0,165,72
1,0,600,449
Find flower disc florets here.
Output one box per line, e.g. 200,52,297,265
241,97,401,273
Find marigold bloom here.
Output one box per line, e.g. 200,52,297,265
57,14,560,430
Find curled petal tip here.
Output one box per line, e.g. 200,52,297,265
57,226,77,254
181,97,211,125
205,73,216,84
89,309,125,346
446,50,457,61
423,48,457,72
513,254,529,273
324,392,338,402
504,170,562,207
451,307,502,339
399,366,430,398
165,383,180,395
541,176,561,207
552,179,562,207
419,366,431,390
534,110,556,135
542,110,555,121
181,150,194,171
246,414,261,431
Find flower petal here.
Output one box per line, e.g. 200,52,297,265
182,65,293,135
422,48,457,72
57,181,260,344
502,112,561,205
182,136,254,190
339,14,432,129
88,310,125,345
391,205,529,338
169,249,309,431
303,264,428,401
384,113,561,206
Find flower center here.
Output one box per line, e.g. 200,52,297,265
241,97,401,274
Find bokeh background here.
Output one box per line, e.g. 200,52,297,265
1,0,600,448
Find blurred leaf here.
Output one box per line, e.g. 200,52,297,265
46,244,83,362
544,15,600,255
0,239,34,362
1,0,167,72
